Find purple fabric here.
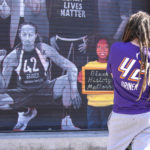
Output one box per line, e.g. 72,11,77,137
107,42,150,114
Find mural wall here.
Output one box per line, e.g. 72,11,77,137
0,0,149,131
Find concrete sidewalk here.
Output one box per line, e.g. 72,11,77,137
0,130,108,150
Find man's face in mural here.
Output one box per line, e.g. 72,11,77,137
96,39,109,60
0,0,10,19
20,24,37,52
24,0,41,13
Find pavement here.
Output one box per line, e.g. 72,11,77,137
0,130,108,150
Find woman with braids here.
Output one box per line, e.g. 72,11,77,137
107,11,150,150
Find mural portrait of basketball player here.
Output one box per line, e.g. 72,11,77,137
0,23,81,131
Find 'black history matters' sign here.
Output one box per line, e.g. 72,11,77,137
82,67,114,94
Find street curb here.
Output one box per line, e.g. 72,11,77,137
0,131,108,150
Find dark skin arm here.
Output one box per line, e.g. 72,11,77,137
41,43,82,109
0,50,18,89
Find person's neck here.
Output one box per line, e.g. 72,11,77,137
131,39,139,47
23,45,35,52
98,58,107,63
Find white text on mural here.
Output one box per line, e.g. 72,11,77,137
61,0,86,18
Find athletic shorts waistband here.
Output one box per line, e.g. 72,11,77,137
56,35,87,42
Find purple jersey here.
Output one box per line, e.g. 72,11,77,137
107,42,150,114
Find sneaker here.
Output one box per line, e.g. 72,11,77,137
13,107,37,131
61,115,80,130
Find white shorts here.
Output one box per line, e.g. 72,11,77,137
107,111,150,150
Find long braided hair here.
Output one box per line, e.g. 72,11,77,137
19,22,42,44
16,22,52,80
15,22,43,51
122,11,150,100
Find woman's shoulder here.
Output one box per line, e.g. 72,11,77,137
111,41,134,51
111,41,126,48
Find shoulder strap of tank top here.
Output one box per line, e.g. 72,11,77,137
36,42,52,80
14,43,22,62
36,42,42,52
